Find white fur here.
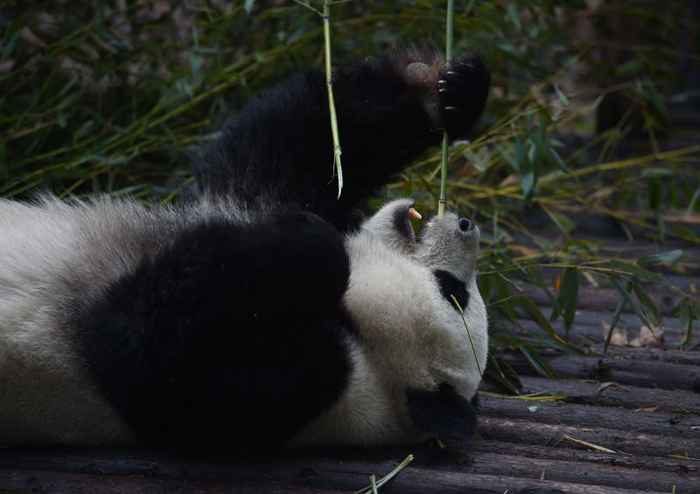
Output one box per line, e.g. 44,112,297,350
293,204,488,446
0,195,256,445
0,197,139,444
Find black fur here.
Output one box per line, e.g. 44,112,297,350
434,269,469,310
406,383,478,443
438,57,490,139
71,49,490,451
392,200,418,242
73,212,354,451
194,51,490,231
470,392,480,410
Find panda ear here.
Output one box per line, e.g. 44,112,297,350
405,383,477,444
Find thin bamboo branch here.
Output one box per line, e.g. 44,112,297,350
438,0,455,217
323,0,343,198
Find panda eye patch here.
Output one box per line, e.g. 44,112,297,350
433,269,469,310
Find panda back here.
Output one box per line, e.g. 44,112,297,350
0,196,181,445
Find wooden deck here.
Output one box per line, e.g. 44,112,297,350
0,234,698,494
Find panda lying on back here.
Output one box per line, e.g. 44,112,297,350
0,48,489,451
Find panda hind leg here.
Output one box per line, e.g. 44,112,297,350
72,211,354,451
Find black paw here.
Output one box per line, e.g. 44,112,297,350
437,56,490,139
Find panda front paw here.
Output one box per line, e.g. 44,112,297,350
437,56,490,139
396,48,489,140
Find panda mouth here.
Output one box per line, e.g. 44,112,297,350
393,204,422,243
406,207,422,242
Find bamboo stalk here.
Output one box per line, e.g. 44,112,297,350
437,0,455,217
323,0,343,199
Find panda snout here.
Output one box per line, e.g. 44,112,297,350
456,216,479,245
458,217,474,233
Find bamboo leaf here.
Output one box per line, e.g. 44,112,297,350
647,176,661,212
687,188,700,214
603,296,626,354
524,265,559,320
558,268,579,334
603,260,663,282
679,300,697,349
629,283,661,327
637,249,684,267
513,295,581,352
611,278,655,333
554,85,569,106
519,345,555,378
485,355,521,395
545,209,576,235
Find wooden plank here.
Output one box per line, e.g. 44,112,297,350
478,394,700,437
0,462,676,494
517,234,700,273
524,286,685,316
466,449,699,492
365,468,674,494
502,352,700,391
518,376,700,414
539,307,697,335
517,316,695,348
474,440,699,476
0,469,341,494
543,307,695,331
478,416,700,458
585,345,700,367
1,444,693,493
589,240,700,264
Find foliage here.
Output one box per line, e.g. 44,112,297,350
1,1,698,390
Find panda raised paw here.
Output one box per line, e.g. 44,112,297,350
399,49,490,140
437,56,490,139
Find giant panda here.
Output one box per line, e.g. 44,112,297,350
0,47,490,451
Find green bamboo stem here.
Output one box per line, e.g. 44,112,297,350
437,0,455,217
323,0,343,199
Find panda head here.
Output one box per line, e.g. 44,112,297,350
338,198,488,446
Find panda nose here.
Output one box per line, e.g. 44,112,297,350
458,217,474,232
